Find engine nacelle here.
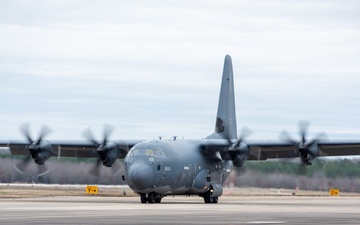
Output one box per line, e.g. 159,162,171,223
229,143,250,167
33,151,53,165
97,142,120,167
232,152,248,167
27,140,53,165
300,152,314,165
299,144,319,165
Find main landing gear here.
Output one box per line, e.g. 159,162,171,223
140,192,162,204
203,190,218,204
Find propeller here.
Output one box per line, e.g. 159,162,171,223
226,127,253,167
20,123,52,146
82,124,122,176
13,155,32,174
89,158,102,177
15,124,53,175
231,127,253,149
37,164,50,177
280,121,327,166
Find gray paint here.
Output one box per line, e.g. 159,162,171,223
206,55,237,140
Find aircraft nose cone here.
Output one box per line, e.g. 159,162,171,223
128,163,153,191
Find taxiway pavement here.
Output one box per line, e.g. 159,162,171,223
0,195,359,224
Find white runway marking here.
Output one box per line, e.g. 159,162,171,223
246,221,285,224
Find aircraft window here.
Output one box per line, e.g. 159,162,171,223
130,148,166,158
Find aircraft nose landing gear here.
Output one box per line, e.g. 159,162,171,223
140,192,162,204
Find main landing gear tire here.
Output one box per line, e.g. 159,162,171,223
203,191,218,204
155,196,162,203
212,197,218,203
203,191,211,203
140,193,147,204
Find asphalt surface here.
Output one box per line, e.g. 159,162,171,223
0,195,359,225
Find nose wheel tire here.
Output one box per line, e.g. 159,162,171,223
147,192,155,204
140,192,162,204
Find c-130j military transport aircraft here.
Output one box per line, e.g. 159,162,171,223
2,55,360,203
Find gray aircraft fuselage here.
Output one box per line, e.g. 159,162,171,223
123,55,237,203
124,139,232,200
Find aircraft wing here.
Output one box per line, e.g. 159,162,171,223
200,139,360,161
53,140,141,158
317,140,360,156
246,140,296,160
200,139,295,159
0,140,140,158
246,139,360,160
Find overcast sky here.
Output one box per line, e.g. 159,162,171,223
0,0,359,142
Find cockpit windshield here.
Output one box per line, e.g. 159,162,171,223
128,145,166,158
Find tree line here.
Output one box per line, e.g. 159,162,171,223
233,158,360,192
1,156,359,192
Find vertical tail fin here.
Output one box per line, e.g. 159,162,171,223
206,55,237,140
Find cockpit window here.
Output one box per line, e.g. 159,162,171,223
128,146,166,158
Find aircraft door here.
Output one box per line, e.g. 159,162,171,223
175,164,191,187
156,162,165,185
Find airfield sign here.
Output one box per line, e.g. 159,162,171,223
329,189,340,196
86,186,98,195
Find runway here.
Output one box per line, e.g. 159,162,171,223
0,195,359,225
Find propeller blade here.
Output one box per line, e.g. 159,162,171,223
102,124,115,146
298,163,307,175
235,127,252,147
315,158,329,170
250,147,262,160
36,125,52,145
237,165,248,177
307,132,327,147
89,158,102,177
299,121,310,143
82,128,99,146
37,164,50,177
19,123,33,143
111,160,124,176
14,155,32,174
279,130,297,145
